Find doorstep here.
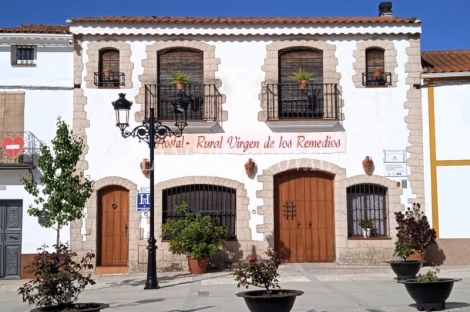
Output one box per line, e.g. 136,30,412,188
95,266,129,275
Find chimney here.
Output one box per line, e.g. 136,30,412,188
379,2,393,17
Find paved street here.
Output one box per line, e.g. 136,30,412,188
2,264,470,312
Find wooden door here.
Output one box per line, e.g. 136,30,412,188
0,201,22,278
274,170,334,263
98,186,129,266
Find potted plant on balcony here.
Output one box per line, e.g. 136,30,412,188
398,268,461,311
373,67,382,78
289,68,313,90
359,218,373,237
387,240,423,281
234,249,304,312
170,71,192,91
161,202,228,274
17,243,109,312
103,67,112,77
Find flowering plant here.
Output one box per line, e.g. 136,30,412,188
233,249,283,293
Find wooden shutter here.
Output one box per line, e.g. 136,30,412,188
366,48,385,73
279,49,323,85
158,49,203,84
0,92,25,133
99,49,120,72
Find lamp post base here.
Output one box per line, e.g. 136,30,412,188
144,237,160,290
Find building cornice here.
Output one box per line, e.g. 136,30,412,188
422,72,470,79
0,33,72,46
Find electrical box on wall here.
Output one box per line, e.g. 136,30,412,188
401,180,408,188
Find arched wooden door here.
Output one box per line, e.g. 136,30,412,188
97,186,129,266
274,170,335,263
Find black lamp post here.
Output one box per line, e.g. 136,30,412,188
111,92,188,289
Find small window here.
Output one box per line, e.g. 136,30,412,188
95,48,123,87
162,184,236,239
347,184,388,237
12,45,36,65
364,48,390,86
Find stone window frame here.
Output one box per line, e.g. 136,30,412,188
352,39,398,88
70,176,140,271
84,40,134,89
255,158,403,262
134,40,227,123
258,40,344,122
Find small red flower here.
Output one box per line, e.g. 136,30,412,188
249,257,257,264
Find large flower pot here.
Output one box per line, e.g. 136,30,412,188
398,278,461,311
236,289,304,312
31,303,109,312
387,260,423,280
188,257,207,274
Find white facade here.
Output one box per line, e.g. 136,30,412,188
0,28,73,278
69,14,425,272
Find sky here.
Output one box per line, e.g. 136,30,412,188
0,0,469,51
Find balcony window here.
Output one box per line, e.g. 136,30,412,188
363,48,391,87
95,48,124,87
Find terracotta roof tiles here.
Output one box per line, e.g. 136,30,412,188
421,50,470,73
0,24,70,34
68,16,416,25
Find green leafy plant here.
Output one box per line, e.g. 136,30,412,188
289,68,313,81
417,268,440,282
395,203,436,253
359,218,374,229
17,243,96,309
169,71,192,85
393,241,415,261
233,249,283,293
21,118,94,247
161,202,228,259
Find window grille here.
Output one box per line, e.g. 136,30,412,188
162,184,237,239
347,184,388,237
13,46,36,65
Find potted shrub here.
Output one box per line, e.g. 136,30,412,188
234,249,304,312
398,268,461,311
373,67,383,78
17,243,109,312
289,68,313,90
358,218,373,237
387,241,423,281
170,70,192,91
161,202,228,274
103,67,112,77
395,203,436,261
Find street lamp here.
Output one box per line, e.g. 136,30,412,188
111,92,188,289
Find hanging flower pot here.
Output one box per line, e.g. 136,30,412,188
176,81,185,91
298,80,308,90
373,68,382,78
362,156,374,173
103,67,112,77
140,158,150,175
244,158,256,176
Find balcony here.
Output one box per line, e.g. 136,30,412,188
94,72,125,88
266,83,343,132
145,83,223,133
362,72,392,87
0,131,42,171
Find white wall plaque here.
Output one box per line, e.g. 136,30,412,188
384,163,407,177
383,150,406,163
139,187,150,193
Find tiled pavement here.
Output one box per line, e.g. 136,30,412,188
2,264,470,312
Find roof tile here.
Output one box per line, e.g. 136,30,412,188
422,50,470,73
0,24,70,34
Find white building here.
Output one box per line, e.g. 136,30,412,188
421,50,470,265
66,2,425,274
0,24,73,278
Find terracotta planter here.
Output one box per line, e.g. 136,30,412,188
103,69,112,77
176,81,185,91
407,249,425,261
362,156,373,173
373,69,382,78
244,158,256,176
298,80,308,90
187,257,207,274
140,158,150,175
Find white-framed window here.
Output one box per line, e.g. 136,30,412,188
11,45,37,65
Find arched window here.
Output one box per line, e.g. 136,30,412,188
365,48,386,86
347,184,388,237
157,48,204,120
97,48,121,87
162,184,236,239
277,48,324,119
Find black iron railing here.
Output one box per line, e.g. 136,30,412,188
0,131,42,169
144,84,222,121
362,72,392,87
94,72,125,87
266,83,341,121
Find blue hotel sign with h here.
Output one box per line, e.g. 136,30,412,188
136,192,151,212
